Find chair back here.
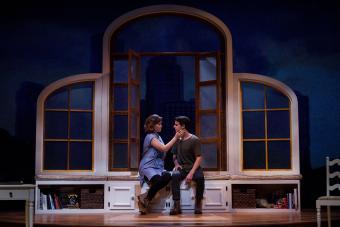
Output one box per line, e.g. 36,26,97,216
326,156,340,196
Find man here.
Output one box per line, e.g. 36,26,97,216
170,116,205,215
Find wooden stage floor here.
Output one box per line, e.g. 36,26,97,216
1,210,340,227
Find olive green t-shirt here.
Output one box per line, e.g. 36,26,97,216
171,134,201,171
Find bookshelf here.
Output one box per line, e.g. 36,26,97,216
34,178,300,213
231,181,299,211
35,181,106,214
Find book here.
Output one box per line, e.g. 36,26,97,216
41,193,47,210
54,193,61,209
48,194,55,210
293,188,298,210
46,194,51,210
288,193,292,209
39,192,43,210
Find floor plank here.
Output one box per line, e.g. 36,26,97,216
1,210,340,226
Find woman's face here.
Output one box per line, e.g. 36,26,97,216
154,121,162,133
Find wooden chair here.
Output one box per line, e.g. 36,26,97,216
316,156,340,227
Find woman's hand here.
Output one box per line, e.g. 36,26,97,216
175,130,183,140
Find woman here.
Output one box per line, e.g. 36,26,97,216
138,114,182,214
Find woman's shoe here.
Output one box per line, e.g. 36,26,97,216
137,192,149,215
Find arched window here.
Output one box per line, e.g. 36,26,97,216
43,82,94,170
234,73,300,173
36,73,101,174
241,82,291,170
107,10,230,171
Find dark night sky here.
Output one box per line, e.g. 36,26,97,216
0,0,340,178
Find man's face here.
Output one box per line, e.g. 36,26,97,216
173,121,183,132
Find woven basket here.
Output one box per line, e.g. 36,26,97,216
232,188,256,208
80,188,104,209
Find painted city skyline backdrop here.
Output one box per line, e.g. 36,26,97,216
0,0,339,180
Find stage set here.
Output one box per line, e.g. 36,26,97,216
2,3,340,227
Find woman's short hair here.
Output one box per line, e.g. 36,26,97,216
144,114,162,133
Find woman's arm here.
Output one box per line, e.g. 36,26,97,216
151,132,181,152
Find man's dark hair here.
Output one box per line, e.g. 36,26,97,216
175,116,191,131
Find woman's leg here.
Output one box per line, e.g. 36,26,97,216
147,172,171,200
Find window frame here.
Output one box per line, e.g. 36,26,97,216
196,52,224,170
35,73,102,175
109,51,226,171
240,81,291,171
110,50,141,171
102,5,234,174
43,81,95,171
232,73,300,175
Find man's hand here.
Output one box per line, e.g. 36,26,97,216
185,171,194,183
173,164,182,171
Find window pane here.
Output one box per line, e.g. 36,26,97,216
266,87,289,108
112,15,222,52
200,85,216,109
177,56,196,101
242,111,265,139
201,143,218,168
200,114,217,138
267,110,290,138
130,142,138,169
113,115,128,139
44,142,67,170
69,142,92,170
70,112,92,140
200,57,216,81
241,82,264,109
112,143,128,168
70,83,93,110
243,141,266,169
268,141,291,169
113,86,128,111
45,111,68,139
113,60,128,83
45,88,68,109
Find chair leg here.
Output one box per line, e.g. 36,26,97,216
327,206,331,227
316,206,321,227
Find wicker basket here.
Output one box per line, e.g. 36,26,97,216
232,188,256,208
80,188,104,209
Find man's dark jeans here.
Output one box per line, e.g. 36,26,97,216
171,168,205,201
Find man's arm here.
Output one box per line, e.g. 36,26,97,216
173,154,182,170
185,155,202,183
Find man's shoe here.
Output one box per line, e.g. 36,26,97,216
194,199,202,214
170,200,182,215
